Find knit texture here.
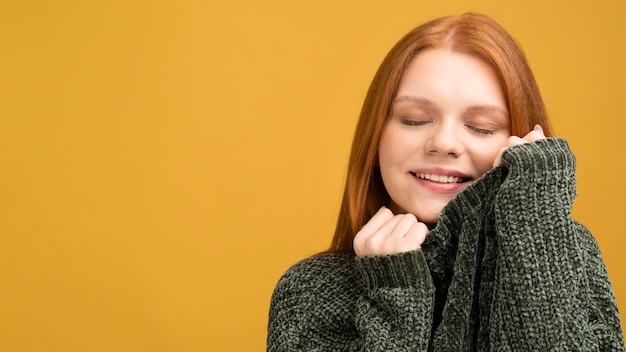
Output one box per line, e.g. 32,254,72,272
267,138,625,351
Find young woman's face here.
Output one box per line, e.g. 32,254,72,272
378,48,511,226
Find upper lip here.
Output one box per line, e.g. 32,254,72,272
409,167,472,182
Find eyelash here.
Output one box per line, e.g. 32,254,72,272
402,120,495,135
399,117,496,135
400,119,430,127
466,125,494,135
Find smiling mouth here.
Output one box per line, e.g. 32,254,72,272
409,172,471,184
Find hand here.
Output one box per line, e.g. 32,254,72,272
493,124,546,167
353,207,429,256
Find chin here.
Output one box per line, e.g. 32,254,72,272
409,210,440,226
390,201,443,224
420,216,440,228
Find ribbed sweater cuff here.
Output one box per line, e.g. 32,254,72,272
501,138,575,176
355,250,432,291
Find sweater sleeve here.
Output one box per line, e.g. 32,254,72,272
267,251,436,351
490,138,625,351
354,250,435,351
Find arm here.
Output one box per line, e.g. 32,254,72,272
490,138,624,350
576,221,625,351
267,254,361,351
355,250,435,351
267,251,436,351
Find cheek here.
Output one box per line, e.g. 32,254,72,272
378,131,413,170
473,139,508,173
378,128,398,168
378,130,415,194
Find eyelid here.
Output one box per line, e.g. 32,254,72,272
401,119,431,126
466,124,495,135
395,113,432,126
464,111,509,129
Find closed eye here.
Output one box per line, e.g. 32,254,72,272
466,125,494,135
401,119,431,127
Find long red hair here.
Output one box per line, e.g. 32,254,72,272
328,13,552,253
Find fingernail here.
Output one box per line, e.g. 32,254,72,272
534,124,543,131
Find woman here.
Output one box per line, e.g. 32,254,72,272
267,13,624,351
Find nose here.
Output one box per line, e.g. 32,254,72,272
424,120,464,157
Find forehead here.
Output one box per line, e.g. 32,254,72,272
394,48,505,109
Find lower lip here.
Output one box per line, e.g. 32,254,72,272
413,175,470,193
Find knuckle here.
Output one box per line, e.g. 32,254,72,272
365,234,380,251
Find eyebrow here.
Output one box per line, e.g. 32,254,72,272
393,95,509,117
393,96,434,106
465,104,509,118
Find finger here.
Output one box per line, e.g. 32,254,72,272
495,126,546,168
388,214,418,239
354,211,401,255
508,135,526,147
368,214,404,244
372,214,422,255
521,124,546,143
357,207,394,237
494,136,529,168
530,124,546,141
403,221,429,250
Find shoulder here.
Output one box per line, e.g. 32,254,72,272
272,253,361,296
268,253,362,344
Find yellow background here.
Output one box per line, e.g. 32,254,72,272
1,0,624,350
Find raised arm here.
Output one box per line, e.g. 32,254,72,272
490,137,624,350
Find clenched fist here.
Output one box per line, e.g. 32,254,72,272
354,207,429,256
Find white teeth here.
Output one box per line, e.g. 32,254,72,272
418,173,461,183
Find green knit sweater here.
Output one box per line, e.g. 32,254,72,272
267,138,625,351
